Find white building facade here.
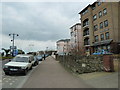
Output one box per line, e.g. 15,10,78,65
56,39,70,55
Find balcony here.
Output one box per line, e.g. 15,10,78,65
83,35,90,38
83,28,89,37
84,37,90,47
83,18,89,29
83,24,89,29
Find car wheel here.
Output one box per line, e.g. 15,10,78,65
5,72,9,75
23,69,27,75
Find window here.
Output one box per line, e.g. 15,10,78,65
84,38,90,45
101,34,104,41
71,32,73,36
104,20,108,27
92,4,96,10
99,11,102,18
100,22,103,29
93,14,97,21
95,35,99,42
103,8,107,15
83,28,89,36
83,19,89,27
82,9,88,15
97,2,101,6
105,32,109,39
94,25,98,31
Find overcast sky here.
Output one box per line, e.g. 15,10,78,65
1,1,96,53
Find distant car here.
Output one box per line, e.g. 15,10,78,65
36,55,43,61
33,56,39,66
93,49,113,55
3,54,34,75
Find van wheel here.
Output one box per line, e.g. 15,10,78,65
30,66,32,70
5,72,9,75
23,70,27,75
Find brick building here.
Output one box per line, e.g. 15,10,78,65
79,1,120,54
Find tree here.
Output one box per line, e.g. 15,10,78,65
2,48,10,57
1,52,4,57
18,49,25,54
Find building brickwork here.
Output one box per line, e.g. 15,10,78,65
79,2,120,54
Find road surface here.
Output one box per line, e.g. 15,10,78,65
1,59,42,88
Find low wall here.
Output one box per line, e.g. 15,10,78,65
56,55,104,74
56,54,120,74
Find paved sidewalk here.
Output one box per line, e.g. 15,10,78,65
78,72,119,88
22,56,92,88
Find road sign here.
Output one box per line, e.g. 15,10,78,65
13,49,18,56
10,46,17,49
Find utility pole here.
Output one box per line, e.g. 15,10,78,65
9,33,19,56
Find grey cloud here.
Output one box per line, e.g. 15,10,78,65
2,2,89,42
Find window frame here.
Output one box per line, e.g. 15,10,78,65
105,32,109,39
93,14,97,21
95,35,99,42
99,11,102,18
104,20,108,27
97,2,101,6
100,34,104,41
94,24,98,31
103,8,107,15
100,22,103,29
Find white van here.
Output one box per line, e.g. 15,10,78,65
3,54,35,75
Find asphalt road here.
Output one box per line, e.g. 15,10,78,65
22,56,92,88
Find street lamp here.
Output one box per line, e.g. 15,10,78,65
9,33,19,56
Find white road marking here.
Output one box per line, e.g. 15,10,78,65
5,81,8,82
9,83,13,85
3,78,6,80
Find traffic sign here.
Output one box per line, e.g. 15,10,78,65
10,46,17,49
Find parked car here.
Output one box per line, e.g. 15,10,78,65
36,55,43,61
3,54,34,75
93,49,113,55
33,56,39,66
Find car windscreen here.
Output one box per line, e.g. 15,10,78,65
12,57,29,62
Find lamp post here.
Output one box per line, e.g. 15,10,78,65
9,33,19,56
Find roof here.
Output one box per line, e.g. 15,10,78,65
70,23,81,29
78,1,97,14
57,39,70,43
78,4,91,14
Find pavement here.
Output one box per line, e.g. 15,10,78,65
22,56,92,88
78,72,119,88
52,55,119,88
